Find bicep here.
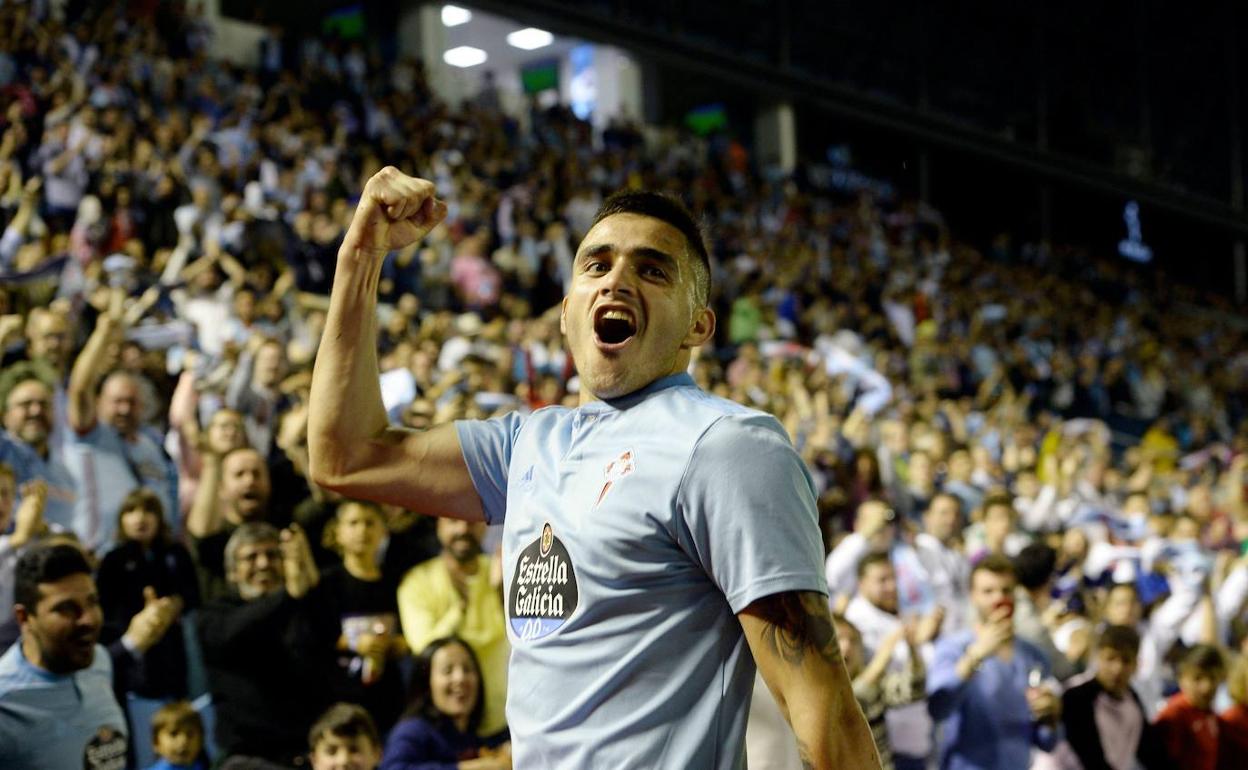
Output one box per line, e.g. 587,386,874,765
321,422,485,522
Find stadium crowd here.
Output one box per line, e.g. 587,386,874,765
0,2,1246,769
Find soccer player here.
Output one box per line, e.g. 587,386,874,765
308,168,879,768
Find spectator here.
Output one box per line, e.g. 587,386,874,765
1061,624,1170,770
187,446,273,598
0,542,128,767
319,500,407,734
65,298,177,553
826,499,898,603
1013,543,1079,681
380,637,510,770
225,335,289,457
0,362,77,528
845,551,941,770
1153,644,1226,770
1101,582,1168,716
197,522,334,766
95,487,200,701
397,517,508,736
0,465,48,651
833,613,927,770
965,493,1029,562
927,555,1063,769
146,700,208,770
307,702,382,770
914,492,971,635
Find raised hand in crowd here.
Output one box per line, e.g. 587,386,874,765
957,603,1014,680
9,479,48,548
123,585,183,655
281,523,320,599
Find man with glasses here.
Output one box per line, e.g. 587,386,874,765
1,364,77,530
198,522,334,767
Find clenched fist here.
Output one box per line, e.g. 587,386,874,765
343,167,448,257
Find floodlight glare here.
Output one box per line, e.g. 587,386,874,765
507,28,554,50
441,5,472,27
443,46,488,68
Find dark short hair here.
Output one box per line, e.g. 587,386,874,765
1178,644,1226,677
14,543,93,612
404,636,486,734
1096,625,1141,658
308,702,380,751
590,190,712,304
971,553,1016,585
856,550,893,579
1013,543,1057,590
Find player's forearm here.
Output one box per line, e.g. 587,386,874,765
307,247,393,485
788,669,881,770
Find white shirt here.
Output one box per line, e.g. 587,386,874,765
845,596,933,759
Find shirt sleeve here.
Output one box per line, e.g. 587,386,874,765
675,413,827,614
926,634,972,721
454,411,525,526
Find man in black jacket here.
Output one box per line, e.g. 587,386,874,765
198,521,335,767
1062,624,1172,770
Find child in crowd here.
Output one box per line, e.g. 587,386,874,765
831,612,926,770
1153,644,1227,770
308,702,383,770
320,500,408,734
96,487,201,699
146,700,208,770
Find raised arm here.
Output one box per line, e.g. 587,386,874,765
67,290,124,434
739,591,882,770
307,167,483,520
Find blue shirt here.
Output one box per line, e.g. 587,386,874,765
927,630,1060,770
0,640,128,769
0,429,77,536
456,373,827,769
64,424,178,553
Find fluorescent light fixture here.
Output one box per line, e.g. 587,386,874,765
507,27,554,50
441,5,472,27
443,46,487,68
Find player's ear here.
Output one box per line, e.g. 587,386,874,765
559,296,568,336
682,306,715,349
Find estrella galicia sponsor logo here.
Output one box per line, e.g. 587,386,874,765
83,725,127,770
509,522,578,641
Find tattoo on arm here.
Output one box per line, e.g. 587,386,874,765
746,591,843,667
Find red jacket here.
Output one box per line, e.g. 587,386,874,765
1154,692,1219,770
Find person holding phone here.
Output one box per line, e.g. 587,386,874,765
927,555,1063,770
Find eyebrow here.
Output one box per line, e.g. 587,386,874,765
576,244,681,273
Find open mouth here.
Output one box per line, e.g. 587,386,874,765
593,307,638,351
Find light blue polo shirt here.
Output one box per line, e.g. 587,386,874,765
63,424,178,554
0,641,128,769
457,373,827,768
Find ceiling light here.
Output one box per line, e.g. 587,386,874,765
441,5,472,27
443,46,487,68
507,27,554,50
